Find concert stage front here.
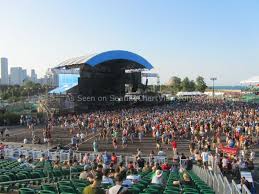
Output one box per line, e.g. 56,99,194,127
49,50,155,111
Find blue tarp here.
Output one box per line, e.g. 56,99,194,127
49,83,77,94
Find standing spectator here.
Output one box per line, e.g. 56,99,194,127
71,135,77,147
111,153,118,166
93,139,98,153
171,139,177,156
4,128,10,138
103,151,111,169
0,128,4,138
201,149,209,168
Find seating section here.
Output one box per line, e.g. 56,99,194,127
187,171,215,194
130,170,214,194
0,160,84,193
0,159,215,194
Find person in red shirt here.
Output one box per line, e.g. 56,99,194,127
161,162,170,171
172,139,177,156
111,152,117,166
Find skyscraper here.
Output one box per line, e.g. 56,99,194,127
0,57,9,85
21,69,27,84
10,67,22,85
31,69,37,82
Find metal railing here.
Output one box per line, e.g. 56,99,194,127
192,164,252,194
242,185,252,194
232,180,242,194
125,155,167,166
3,147,124,164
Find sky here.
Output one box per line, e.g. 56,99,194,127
0,0,258,85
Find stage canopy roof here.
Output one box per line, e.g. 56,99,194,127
56,50,153,70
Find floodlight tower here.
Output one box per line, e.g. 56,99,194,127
210,77,217,99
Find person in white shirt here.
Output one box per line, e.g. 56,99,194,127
18,155,25,163
222,157,228,168
80,132,86,142
39,154,45,162
201,150,209,167
23,138,28,144
250,151,255,161
151,170,165,185
107,173,128,194
4,128,10,137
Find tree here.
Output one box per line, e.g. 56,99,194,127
181,77,190,91
169,76,182,94
181,77,196,92
195,76,207,92
189,80,196,91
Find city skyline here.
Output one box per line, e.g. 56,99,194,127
0,0,258,85
0,57,41,86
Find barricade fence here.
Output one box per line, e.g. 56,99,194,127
3,147,124,163
125,155,167,166
193,165,251,194
232,180,242,194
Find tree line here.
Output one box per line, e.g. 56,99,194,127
0,81,51,102
169,76,207,94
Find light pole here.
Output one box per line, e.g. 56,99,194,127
210,77,217,99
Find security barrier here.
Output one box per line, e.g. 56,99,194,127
193,165,251,194
125,155,167,166
232,180,242,194
3,147,124,164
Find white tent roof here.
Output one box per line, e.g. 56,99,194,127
240,76,259,85
176,91,204,96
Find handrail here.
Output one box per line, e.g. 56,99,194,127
242,184,252,194
232,180,242,194
193,164,252,194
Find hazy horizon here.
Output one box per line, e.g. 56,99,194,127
0,0,258,85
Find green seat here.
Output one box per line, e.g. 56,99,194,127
200,189,215,194
39,191,56,194
58,185,75,193
164,191,179,194
183,187,198,191
58,181,72,186
17,173,28,180
19,188,36,194
41,184,56,192
4,172,16,181
143,188,160,194
60,193,74,194
0,175,12,192
19,171,31,178
128,187,141,194
31,172,42,185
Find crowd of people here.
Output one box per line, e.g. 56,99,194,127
41,98,258,165
12,97,258,193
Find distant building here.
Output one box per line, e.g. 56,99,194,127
21,69,28,84
37,68,57,86
31,69,37,82
10,67,27,85
10,67,22,85
0,58,9,85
